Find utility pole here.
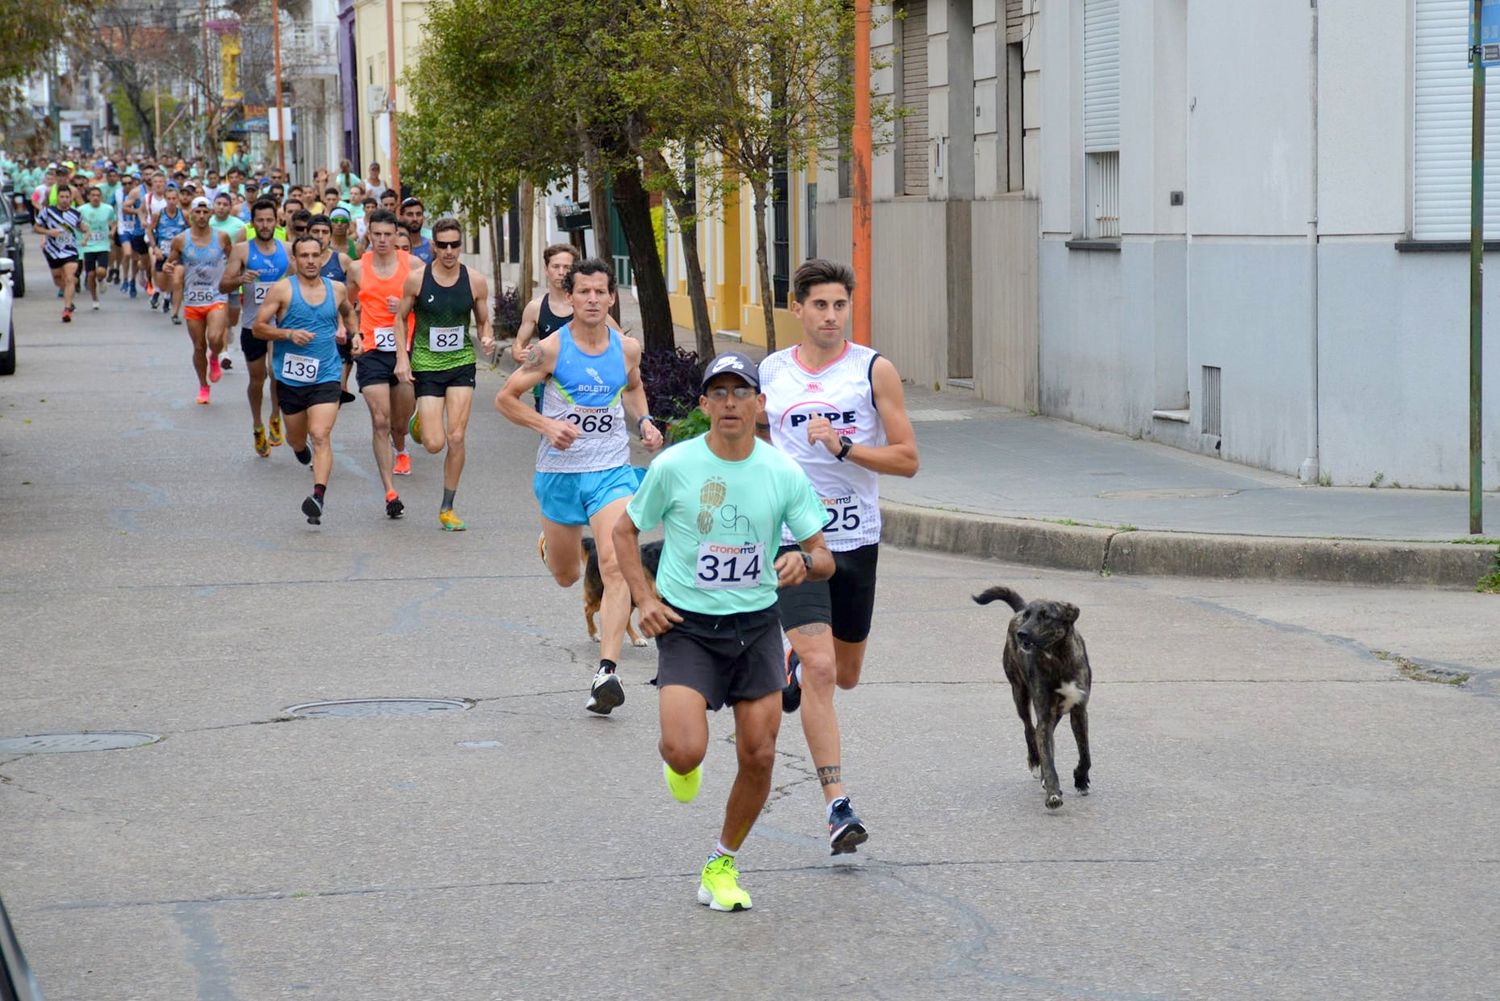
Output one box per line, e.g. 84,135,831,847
153,65,162,158
273,0,286,176
200,0,210,159
385,0,400,194
1471,0,1486,534
851,0,872,348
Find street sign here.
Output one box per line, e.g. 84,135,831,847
1471,0,1500,66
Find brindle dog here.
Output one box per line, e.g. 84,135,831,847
973,586,1092,810
582,538,663,647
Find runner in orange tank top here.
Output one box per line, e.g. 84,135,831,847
345,209,418,518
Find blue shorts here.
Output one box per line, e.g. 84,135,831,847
534,466,644,526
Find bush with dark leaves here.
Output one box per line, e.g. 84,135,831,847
493,287,523,336
640,349,705,428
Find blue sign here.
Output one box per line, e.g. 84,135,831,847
1471,0,1500,67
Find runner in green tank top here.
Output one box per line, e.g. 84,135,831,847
394,217,495,531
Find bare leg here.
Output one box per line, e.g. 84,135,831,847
439,387,472,492
247,356,269,425
658,684,710,776
362,383,397,494
187,317,209,388
390,380,415,452
60,263,78,311
304,402,339,486
718,692,782,851
788,624,844,805
587,496,633,664
541,519,584,587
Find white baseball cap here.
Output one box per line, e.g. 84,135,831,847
190,196,211,210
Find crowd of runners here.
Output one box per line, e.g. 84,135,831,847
12,149,922,915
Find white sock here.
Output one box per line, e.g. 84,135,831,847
709,841,735,861
795,663,803,685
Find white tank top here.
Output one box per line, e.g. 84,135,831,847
760,342,885,551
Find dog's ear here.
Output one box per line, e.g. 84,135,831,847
1060,603,1080,624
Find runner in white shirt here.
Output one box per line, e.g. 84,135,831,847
757,258,919,856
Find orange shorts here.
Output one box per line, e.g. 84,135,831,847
183,302,226,323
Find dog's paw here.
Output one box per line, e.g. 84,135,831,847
1029,762,1041,779
631,636,648,647
1045,793,1063,810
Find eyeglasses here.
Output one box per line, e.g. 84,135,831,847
433,239,462,250
704,385,757,401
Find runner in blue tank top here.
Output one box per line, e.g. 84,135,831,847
151,187,189,321
252,235,358,526
497,258,665,715
221,198,290,457
309,213,358,402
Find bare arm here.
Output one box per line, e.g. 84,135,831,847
336,282,358,335
613,511,683,637
496,334,579,450
853,357,920,477
470,271,495,354
219,243,247,292
251,280,298,342
779,531,835,585
511,296,542,359
392,266,422,382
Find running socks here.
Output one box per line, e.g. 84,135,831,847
708,842,736,863
599,658,617,674
441,488,456,511
313,483,326,501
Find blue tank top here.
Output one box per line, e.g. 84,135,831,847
179,232,228,307
245,240,289,317
536,326,630,473
272,277,342,386
411,237,434,264
154,208,186,243
319,251,346,284
116,190,139,235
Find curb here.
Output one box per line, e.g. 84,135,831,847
879,502,1498,589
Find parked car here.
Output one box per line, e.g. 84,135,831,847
0,189,26,299
0,891,44,1000
0,255,15,376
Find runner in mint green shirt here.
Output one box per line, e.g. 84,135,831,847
78,187,116,310
614,350,832,914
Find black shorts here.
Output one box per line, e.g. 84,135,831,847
112,233,126,247
775,543,880,644
355,350,399,389
274,380,342,415
83,251,109,273
414,363,477,398
241,327,268,363
44,251,78,272
129,234,149,254
652,604,785,712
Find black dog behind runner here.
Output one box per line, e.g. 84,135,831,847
972,586,1092,810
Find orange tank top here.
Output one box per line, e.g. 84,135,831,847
357,250,415,348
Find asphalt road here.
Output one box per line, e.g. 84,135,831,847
2,275,1498,1001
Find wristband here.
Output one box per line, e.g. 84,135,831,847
637,415,655,436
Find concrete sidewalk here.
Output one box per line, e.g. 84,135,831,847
621,293,1500,588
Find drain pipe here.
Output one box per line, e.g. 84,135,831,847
1299,0,1322,484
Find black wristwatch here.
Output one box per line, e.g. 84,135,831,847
799,551,814,571
835,436,853,461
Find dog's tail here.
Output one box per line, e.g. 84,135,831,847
581,537,597,557
972,586,1026,612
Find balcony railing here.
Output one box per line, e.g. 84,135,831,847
281,22,338,78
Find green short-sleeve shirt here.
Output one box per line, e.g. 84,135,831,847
627,436,825,616
78,204,115,254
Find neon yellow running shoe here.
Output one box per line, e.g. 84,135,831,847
267,416,284,447
439,509,466,532
663,762,702,803
409,410,422,442
253,426,270,458
698,855,751,912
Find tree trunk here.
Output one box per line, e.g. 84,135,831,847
517,178,535,303
647,152,714,360
488,188,505,330
749,177,778,353
612,165,676,355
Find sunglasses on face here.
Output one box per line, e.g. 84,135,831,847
704,385,757,401
433,239,461,250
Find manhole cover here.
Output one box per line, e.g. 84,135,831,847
0,732,161,754
284,698,474,719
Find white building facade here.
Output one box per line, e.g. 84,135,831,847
1040,0,1499,488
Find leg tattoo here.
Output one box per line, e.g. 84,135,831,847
817,765,842,787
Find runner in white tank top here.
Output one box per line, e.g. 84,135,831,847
757,259,920,856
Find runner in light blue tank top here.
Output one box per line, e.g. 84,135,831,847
536,324,630,473
271,276,342,386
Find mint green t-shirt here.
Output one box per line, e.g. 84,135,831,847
78,203,115,253
627,436,825,616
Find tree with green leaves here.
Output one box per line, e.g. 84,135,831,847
665,0,857,352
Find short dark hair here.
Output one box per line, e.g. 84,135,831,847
543,242,577,265
251,197,279,220
213,192,231,203
324,187,340,200
564,257,617,294
308,213,331,231
792,258,856,303
401,196,424,210
291,209,312,226
284,197,304,212
366,209,400,232
291,235,322,256
432,216,462,239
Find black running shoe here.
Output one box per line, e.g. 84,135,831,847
782,649,802,714
586,669,625,715
293,446,312,466
385,493,405,519
301,495,323,525
828,797,868,856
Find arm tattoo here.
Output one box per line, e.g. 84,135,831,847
817,765,842,787
523,345,544,370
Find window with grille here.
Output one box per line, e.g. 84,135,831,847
1083,0,1120,238
898,0,929,196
